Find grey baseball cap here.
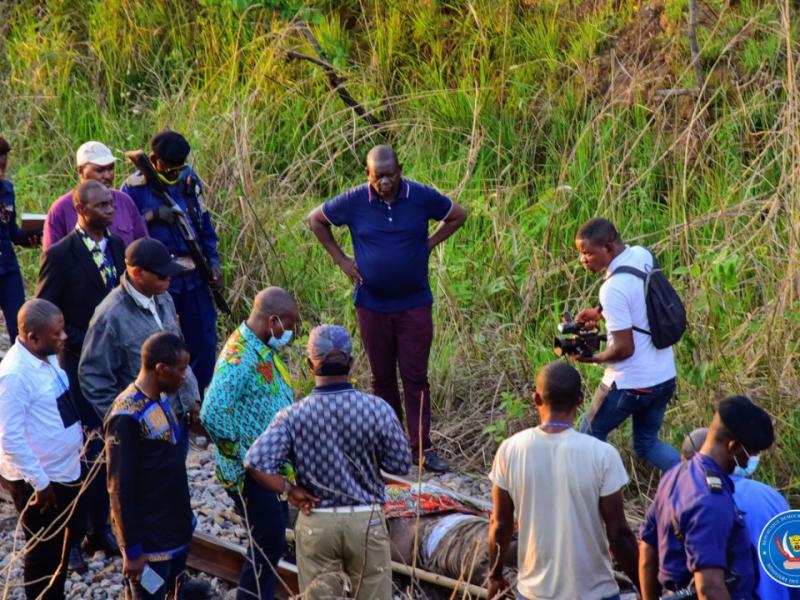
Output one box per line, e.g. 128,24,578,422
307,325,352,361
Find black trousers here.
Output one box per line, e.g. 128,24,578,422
0,476,80,599
60,352,110,548
227,475,288,600
0,269,25,341
68,433,109,547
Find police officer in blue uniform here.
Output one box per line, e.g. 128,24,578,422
639,395,774,600
121,131,222,395
681,428,800,600
0,136,40,341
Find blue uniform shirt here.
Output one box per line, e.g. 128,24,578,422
0,179,31,274
121,167,220,295
322,179,453,313
733,476,800,600
640,453,757,598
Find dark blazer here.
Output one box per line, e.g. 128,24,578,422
36,230,125,360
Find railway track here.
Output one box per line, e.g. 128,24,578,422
0,474,492,598
187,473,492,599
187,528,490,599
187,531,300,599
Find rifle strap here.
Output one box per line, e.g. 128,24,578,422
182,176,207,248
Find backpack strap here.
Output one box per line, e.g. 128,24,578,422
610,265,647,279
606,265,652,336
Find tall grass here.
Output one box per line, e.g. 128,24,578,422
1,0,798,501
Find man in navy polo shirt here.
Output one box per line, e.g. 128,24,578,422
307,145,466,472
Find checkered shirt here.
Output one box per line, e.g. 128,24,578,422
244,383,411,507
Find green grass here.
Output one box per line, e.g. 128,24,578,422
2,0,799,501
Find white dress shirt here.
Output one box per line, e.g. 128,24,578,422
0,340,82,490
123,277,164,330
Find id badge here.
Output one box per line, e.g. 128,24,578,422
55,389,80,428
140,564,165,594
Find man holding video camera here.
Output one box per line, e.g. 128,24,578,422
571,218,680,471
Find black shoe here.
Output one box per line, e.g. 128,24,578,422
83,530,120,557
68,546,87,574
413,449,450,473
176,576,213,599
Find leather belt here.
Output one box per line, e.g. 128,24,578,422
312,504,382,513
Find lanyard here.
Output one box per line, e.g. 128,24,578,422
46,362,69,395
540,422,573,428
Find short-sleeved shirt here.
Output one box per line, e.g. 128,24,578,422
44,190,148,250
322,180,453,313
640,453,757,597
244,382,411,507
600,245,676,389
732,477,798,600
489,427,629,600
200,322,294,491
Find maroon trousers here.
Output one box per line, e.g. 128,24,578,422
356,304,433,451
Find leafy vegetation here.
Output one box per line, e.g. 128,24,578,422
2,0,798,501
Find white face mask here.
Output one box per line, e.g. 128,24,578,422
267,316,293,350
733,448,760,477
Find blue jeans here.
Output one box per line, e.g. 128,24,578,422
227,475,288,600
579,377,680,471
125,551,188,600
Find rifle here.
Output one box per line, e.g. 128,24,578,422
125,150,231,315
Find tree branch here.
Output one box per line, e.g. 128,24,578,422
287,22,381,129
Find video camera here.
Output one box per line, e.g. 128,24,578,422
553,311,607,359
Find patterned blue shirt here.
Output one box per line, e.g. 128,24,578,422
201,322,293,491
245,383,411,507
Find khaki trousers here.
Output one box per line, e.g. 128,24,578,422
295,508,392,600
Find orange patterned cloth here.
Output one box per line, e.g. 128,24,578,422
383,482,487,519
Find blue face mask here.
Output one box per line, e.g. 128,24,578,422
267,317,293,350
733,450,760,477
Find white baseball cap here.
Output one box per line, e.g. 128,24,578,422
76,141,118,167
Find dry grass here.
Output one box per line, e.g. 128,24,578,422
0,0,798,504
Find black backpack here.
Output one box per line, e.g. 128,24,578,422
608,248,687,349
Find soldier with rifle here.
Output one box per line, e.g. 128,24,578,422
122,131,225,396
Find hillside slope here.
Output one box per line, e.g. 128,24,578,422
1,0,798,499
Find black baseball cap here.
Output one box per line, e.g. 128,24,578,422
125,238,187,278
718,395,775,452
